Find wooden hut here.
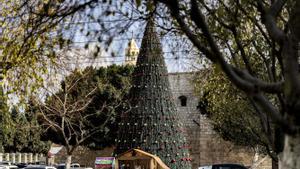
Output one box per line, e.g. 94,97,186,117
115,149,170,169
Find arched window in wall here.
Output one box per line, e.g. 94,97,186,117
178,95,187,107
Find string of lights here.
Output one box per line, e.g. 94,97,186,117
56,58,196,64
60,18,136,25
59,51,195,58
54,33,185,42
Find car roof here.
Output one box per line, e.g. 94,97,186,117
198,166,212,169
212,164,247,169
199,164,247,169
0,162,11,165
57,163,79,166
25,165,55,168
213,164,245,166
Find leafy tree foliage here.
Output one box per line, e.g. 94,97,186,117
84,65,134,150
0,87,49,153
0,0,63,95
7,105,50,154
0,0,139,97
195,67,277,160
0,87,15,152
34,65,133,169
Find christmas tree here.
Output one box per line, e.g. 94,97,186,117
115,18,192,169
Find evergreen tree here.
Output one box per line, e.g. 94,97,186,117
0,86,15,152
115,18,192,169
4,106,50,154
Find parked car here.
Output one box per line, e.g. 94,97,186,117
24,165,56,169
16,163,28,168
34,162,46,165
56,163,80,169
0,162,12,166
70,164,80,168
198,164,248,169
0,161,18,169
0,165,18,169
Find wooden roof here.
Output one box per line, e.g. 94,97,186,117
116,149,170,169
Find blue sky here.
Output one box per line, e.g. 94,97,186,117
58,1,201,73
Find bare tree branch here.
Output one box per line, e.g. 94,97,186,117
161,0,283,94
256,1,287,43
252,93,296,134
269,0,288,17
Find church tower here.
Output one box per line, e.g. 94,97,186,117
125,39,139,65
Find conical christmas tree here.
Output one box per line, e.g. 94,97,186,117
115,18,192,169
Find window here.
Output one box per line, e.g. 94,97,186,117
197,100,208,115
178,95,187,107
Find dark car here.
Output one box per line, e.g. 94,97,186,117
16,163,28,169
198,164,248,169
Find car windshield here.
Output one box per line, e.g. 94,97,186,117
214,165,246,169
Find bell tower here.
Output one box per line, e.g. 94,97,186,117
125,39,139,65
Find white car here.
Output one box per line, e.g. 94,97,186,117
25,165,56,169
198,164,248,169
198,166,212,169
0,165,18,169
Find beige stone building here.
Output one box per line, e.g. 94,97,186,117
168,72,271,169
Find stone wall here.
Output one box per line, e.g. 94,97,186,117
168,72,272,169
54,147,114,167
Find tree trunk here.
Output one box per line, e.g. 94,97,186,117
65,154,72,169
279,134,300,169
272,159,278,169
280,0,300,168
